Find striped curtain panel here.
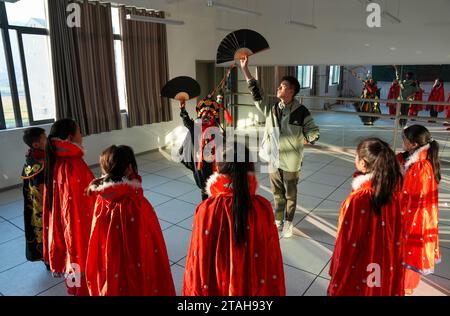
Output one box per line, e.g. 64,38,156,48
48,0,121,135
119,7,172,127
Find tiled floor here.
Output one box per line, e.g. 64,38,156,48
0,114,449,296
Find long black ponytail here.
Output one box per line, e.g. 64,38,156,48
217,143,255,246
403,125,441,184
44,119,78,211
357,138,403,215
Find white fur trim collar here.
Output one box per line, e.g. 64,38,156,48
404,144,430,173
89,178,142,192
352,173,373,191
205,172,258,197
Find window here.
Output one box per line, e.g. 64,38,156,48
0,0,55,129
297,65,313,89
329,65,341,85
112,6,127,112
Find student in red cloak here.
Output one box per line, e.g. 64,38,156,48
86,145,175,296
43,119,95,296
426,78,445,121
408,81,424,119
328,138,405,296
386,79,400,116
397,125,441,295
183,144,285,296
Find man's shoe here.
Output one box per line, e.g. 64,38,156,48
282,221,293,238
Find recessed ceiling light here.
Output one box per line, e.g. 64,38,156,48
364,43,370,47
389,47,397,51
415,50,423,55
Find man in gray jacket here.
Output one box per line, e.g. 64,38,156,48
240,57,320,238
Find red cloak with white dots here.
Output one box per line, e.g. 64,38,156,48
397,145,441,276
85,176,175,296
328,173,405,296
182,172,285,296
42,139,95,295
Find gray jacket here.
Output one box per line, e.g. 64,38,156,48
247,78,320,172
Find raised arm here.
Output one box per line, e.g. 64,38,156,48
240,56,270,116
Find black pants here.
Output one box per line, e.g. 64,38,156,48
430,106,439,118
399,103,410,127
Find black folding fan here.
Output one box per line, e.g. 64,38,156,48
216,29,270,65
161,76,201,101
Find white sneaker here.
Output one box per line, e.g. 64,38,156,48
282,221,293,238
275,220,283,231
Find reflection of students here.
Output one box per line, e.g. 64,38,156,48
395,66,419,127
183,145,285,296
426,78,445,122
351,71,381,126
86,146,175,296
240,56,320,238
408,81,424,119
386,79,400,116
328,138,404,296
397,125,441,295
445,93,450,130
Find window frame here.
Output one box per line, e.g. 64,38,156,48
297,65,313,90
329,65,341,86
0,1,54,130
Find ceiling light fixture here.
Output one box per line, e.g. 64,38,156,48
126,14,184,25
207,0,261,17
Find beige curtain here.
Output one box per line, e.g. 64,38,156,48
119,7,172,127
48,0,121,135
256,66,298,104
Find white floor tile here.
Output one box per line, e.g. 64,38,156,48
9,215,24,231
413,274,450,296
176,175,198,186
158,219,174,231
0,189,22,206
326,187,350,203
0,261,61,296
171,264,185,296
139,162,171,174
176,256,186,267
306,172,349,188
0,200,23,220
0,221,23,244
154,167,191,180
283,264,316,296
303,277,329,296
318,165,355,177
140,174,172,190
176,190,203,206
296,194,325,213
37,281,69,296
143,190,173,207
434,246,450,280
320,260,331,280
0,237,27,273
137,152,166,162
298,181,337,200
150,181,197,198
294,213,338,246
280,237,333,275
309,199,341,219
301,162,329,173
162,226,192,263
176,216,194,231
154,199,196,224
